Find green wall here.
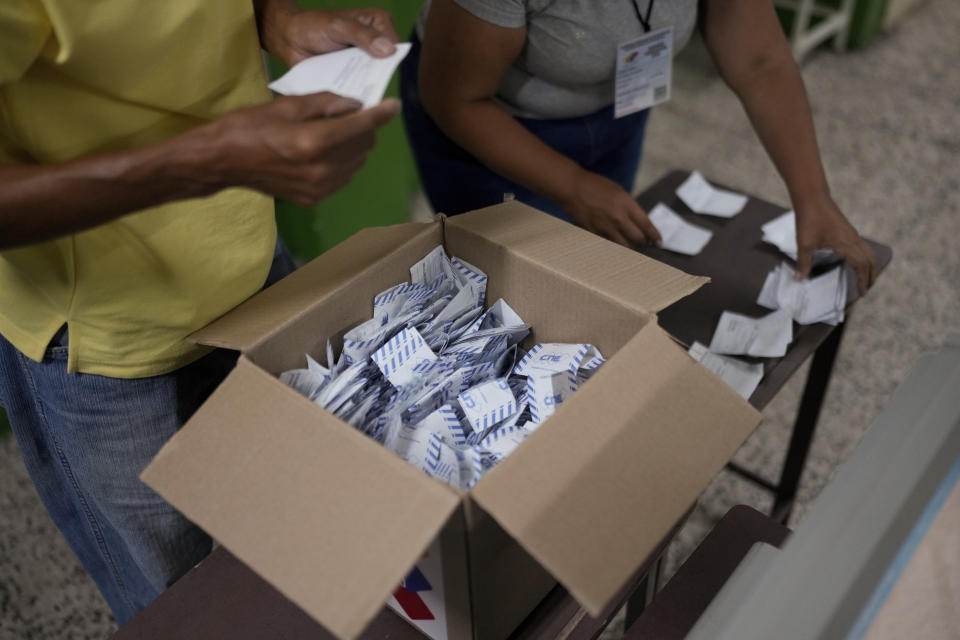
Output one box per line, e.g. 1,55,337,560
270,1,423,261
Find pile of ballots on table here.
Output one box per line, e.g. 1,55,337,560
647,173,853,400
278,246,604,491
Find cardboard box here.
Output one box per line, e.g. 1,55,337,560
142,202,760,640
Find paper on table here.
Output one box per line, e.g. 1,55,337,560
648,203,713,255
268,43,411,109
688,342,763,400
709,310,794,358
757,262,847,325
761,211,839,265
676,171,748,218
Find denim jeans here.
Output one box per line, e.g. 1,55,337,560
400,32,650,222
0,237,296,625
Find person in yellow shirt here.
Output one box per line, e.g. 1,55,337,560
0,0,401,625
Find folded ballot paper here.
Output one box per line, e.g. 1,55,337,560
688,342,764,400
761,211,839,265
269,43,411,108
676,171,748,218
648,203,713,255
278,245,605,491
757,262,848,325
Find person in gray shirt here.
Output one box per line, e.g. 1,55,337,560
400,0,875,294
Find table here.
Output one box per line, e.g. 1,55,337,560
624,505,792,640
114,170,891,640
636,170,891,525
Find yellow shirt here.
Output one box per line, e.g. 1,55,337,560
0,1,277,377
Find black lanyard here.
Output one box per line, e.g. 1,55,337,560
632,0,655,33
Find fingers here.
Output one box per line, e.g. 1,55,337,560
794,244,814,282
308,98,400,149
849,241,877,296
324,10,397,57
275,92,362,121
626,203,662,247
342,8,400,46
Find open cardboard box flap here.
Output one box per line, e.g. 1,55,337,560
141,357,461,640
189,220,442,352
471,322,761,615
446,201,709,313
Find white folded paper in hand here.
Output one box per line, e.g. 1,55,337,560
648,203,713,255
761,211,839,265
709,310,793,358
757,262,847,325
268,43,411,109
676,171,748,218
688,342,763,400
278,245,605,490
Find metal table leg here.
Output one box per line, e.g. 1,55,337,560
770,321,847,523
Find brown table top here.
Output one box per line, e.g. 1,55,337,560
636,171,892,410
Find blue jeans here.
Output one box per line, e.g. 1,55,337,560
400,32,650,222
0,237,296,625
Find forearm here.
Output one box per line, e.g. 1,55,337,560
729,56,832,208
253,0,300,63
0,128,217,249
425,98,584,208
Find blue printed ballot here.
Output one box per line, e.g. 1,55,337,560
277,245,608,490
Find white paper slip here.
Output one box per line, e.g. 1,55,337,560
648,203,713,255
709,310,794,358
371,326,438,388
688,342,764,400
761,211,839,265
676,171,748,218
457,378,517,433
757,262,846,325
268,43,411,109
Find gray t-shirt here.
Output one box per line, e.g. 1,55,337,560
416,0,698,119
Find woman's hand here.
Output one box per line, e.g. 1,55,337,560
795,197,876,295
561,170,662,248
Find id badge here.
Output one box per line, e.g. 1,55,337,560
614,25,673,118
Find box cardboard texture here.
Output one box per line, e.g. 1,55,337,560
142,201,761,640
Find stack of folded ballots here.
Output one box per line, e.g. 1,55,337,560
278,246,605,490
757,261,848,326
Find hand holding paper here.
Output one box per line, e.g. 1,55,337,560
270,44,411,109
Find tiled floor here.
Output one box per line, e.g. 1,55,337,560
1,0,958,637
